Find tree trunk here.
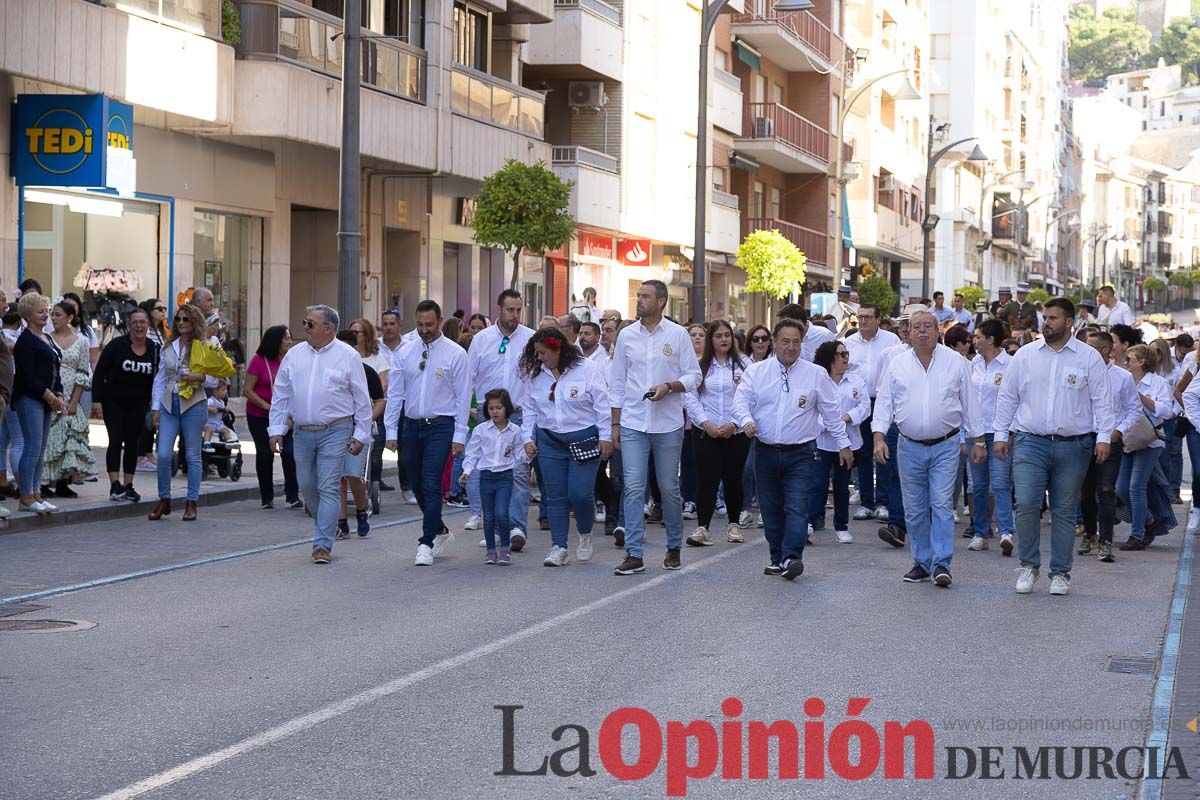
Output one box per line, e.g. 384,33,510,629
509,247,522,291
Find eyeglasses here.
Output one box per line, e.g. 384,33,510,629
301,319,317,330
499,335,511,355
856,314,878,321
751,335,770,344
549,381,558,402
419,348,429,371
836,351,850,359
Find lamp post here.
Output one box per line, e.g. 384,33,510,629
921,118,987,300
336,0,363,326
976,166,1025,292
692,0,814,321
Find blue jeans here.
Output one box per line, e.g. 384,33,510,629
536,426,600,548
403,415,454,546
1161,419,1183,496
810,449,852,531
884,423,905,528
156,395,205,501
1,406,25,483
897,436,959,571
14,396,51,496
1118,446,1162,539
479,469,513,551
454,421,483,517
1012,433,1094,579
504,410,531,535
854,408,877,507
294,419,352,552
620,426,684,558
968,434,1014,538
755,441,818,565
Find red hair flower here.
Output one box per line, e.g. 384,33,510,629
544,336,562,351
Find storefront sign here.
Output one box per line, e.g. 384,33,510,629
578,233,614,260
12,94,134,188
618,238,652,266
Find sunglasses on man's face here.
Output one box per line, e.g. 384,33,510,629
301,319,318,330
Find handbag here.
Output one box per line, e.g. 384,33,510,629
1123,410,1165,453
567,436,602,463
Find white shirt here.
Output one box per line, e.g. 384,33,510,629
950,308,973,329
733,356,850,449
992,336,1115,443
1097,300,1134,328
801,323,835,362
932,305,954,324
1136,372,1174,450
384,334,471,443
873,345,983,442
971,350,1011,434
1107,363,1143,439
818,372,870,452
1181,362,1200,426
378,338,405,361
362,351,390,377
467,323,535,410
461,419,526,475
842,328,901,397
521,358,612,443
267,338,373,444
609,317,703,433
683,355,750,428
584,344,612,374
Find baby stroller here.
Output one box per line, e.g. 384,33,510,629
172,406,243,482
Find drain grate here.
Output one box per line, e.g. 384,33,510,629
0,619,78,632
0,603,48,618
1107,657,1157,676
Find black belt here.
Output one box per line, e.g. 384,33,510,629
902,427,960,447
1025,432,1094,442
765,439,816,451
408,415,454,426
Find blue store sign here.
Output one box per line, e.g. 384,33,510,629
11,94,134,187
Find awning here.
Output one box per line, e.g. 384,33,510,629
841,190,853,249
731,152,759,173
735,39,761,71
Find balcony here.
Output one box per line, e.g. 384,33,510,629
731,0,841,72
712,67,743,135
526,0,623,82
552,146,620,231
743,217,828,267
734,103,830,173
104,0,221,39
451,67,546,138
711,190,741,253
501,0,555,24
238,0,425,102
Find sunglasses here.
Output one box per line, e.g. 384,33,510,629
836,351,850,359
301,319,317,329
751,335,770,343
174,316,189,324
419,348,429,371
780,367,790,393
499,335,510,355
153,306,166,312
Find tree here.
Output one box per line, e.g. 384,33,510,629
735,229,807,299
1028,288,1051,304
1148,18,1200,85
1069,5,1152,85
855,275,899,316
471,160,575,290
1169,271,1194,289
222,0,241,46
1144,276,1167,291
955,286,986,310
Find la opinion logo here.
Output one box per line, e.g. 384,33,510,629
25,107,95,176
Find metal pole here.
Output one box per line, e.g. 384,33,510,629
921,115,934,301
1014,190,1025,282
337,0,363,327
692,18,710,323
831,60,848,289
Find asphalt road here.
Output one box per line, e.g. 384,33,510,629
0,500,1189,800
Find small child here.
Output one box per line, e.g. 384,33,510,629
202,380,237,451
460,388,524,565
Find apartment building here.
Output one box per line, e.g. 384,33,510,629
2,0,556,350
1105,61,1200,131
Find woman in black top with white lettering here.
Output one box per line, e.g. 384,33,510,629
94,308,160,503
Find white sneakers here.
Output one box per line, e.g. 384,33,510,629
402,490,418,505
577,534,593,563
738,510,755,527
0,504,11,519
999,534,1015,557
543,545,569,567
682,502,698,520
727,524,745,543
464,515,482,530
835,530,853,544
595,502,606,522
414,544,434,566
1015,567,1039,594
875,506,889,522
968,536,988,551
852,506,873,521
1187,506,1200,534
432,529,455,557
686,526,714,547
849,489,861,506
715,502,727,518
19,500,53,515
1049,575,1070,596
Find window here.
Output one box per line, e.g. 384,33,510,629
880,91,895,131
712,166,727,192
753,181,765,218
453,1,490,71
364,0,424,47
770,187,781,219
773,83,784,104
753,73,766,104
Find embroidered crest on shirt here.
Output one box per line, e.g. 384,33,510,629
852,388,860,398
570,387,579,399
1066,372,1078,386
797,394,808,409
662,344,673,356
436,367,445,379
504,445,513,457
993,373,1002,386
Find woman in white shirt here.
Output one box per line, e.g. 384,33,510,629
1117,344,1175,549
966,319,1014,554
350,318,396,505
683,320,751,546
519,328,612,567
807,340,870,543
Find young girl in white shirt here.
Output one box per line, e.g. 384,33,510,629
460,388,524,565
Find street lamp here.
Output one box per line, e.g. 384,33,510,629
692,0,813,320
921,118,988,300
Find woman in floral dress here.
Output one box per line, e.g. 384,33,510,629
43,301,94,497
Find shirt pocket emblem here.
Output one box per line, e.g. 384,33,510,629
662,344,673,356
993,373,1003,386
504,445,513,458
797,394,808,409
569,387,579,399
436,367,445,379
1064,371,1080,387
852,388,859,398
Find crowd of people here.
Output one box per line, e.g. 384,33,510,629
1,273,1190,599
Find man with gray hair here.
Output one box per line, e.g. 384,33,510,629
269,304,373,564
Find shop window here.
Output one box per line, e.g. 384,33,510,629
194,211,264,381
453,1,490,72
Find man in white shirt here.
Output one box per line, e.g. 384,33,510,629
385,300,472,566
873,311,985,587
735,318,852,580
778,303,834,362
949,293,973,329
268,305,372,564
931,292,954,326
610,280,703,575
993,298,1115,596
580,322,608,366
842,304,901,522
378,309,413,499
600,317,620,356
1096,285,1134,328
466,290,535,548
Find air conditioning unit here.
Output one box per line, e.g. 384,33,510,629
879,174,896,192
568,81,607,108
752,116,774,138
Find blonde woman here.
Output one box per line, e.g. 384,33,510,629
12,293,65,514
350,317,390,491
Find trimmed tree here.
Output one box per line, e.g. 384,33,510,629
736,229,807,300
471,160,575,290
855,275,899,316
955,286,986,310
1028,288,1051,304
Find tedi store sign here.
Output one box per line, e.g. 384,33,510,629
11,94,134,188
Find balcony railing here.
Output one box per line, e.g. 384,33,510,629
106,0,222,39
742,103,830,163
733,0,838,63
714,66,742,91
713,189,740,210
743,217,827,265
451,67,545,138
238,0,426,102
552,145,619,173
553,0,621,24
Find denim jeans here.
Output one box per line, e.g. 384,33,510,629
537,426,600,548
1161,419,1183,496
854,403,877,507
505,410,531,535
755,441,819,565
370,418,386,485
897,436,960,571
403,415,454,546
156,395,205,501
884,423,905,529
1118,445,1163,539
968,434,1014,538
620,426,684,558
1,406,25,482
810,449,852,531
479,469,513,551
1011,433,1094,579
14,396,50,496
294,419,352,552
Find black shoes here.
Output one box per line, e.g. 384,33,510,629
932,565,952,587
1118,537,1147,551
54,480,78,499
663,548,681,570
878,526,906,548
902,565,931,583
538,517,550,531
336,519,351,540
614,556,646,575
763,563,783,576
356,510,371,538
110,480,125,501
613,527,625,548
781,559,805,581
123,484,141,503
379,481,396,492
